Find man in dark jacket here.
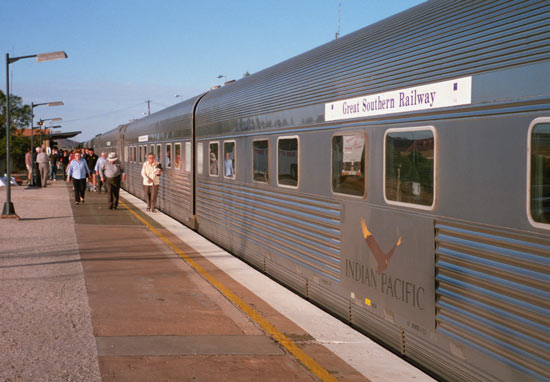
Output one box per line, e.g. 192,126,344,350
60,150,70,177
86,148,98,191
50,148,59,181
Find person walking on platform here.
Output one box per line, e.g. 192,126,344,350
99,152,126,210
141,153,162,212
32,147,41,187
60,150,70,176
36,147,50,188
86,148,98,191
25,149,32,184
94,152,108,193
50,148,59,181
67,151,90,204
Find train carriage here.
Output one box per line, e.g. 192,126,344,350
120,95,203,226
91,1,550,381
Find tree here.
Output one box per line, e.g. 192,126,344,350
0,90,32,172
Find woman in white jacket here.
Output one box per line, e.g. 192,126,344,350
141,153,162,212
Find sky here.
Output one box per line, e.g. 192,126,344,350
1,0,425,142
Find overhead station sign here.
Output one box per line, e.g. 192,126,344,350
325,76,472,122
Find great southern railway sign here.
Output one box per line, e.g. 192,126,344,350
325,76,472,122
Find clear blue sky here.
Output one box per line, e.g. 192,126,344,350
2,0,424,142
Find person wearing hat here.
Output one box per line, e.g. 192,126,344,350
99,152,126,210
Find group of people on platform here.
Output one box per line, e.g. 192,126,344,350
24,147,163,212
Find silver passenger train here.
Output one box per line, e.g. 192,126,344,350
87,1,550,381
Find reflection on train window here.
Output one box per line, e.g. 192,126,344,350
197,142,204,175
332,134,366,197
175,143,181,170
253,140,269,183
278,137,298,187
223,141,235,179
385,129,434,207
166,144,172,168
185,142,191,172
209,142,219,176
156,144,161,165
530,123,550,224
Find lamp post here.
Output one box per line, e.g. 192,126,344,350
27,103,63,188
38,117,62,146
2,50,67,218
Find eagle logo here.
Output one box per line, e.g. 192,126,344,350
361,217,402,274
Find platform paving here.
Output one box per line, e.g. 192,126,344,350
0,181,373,381
0,181,101,382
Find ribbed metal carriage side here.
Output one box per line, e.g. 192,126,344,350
93,127,120,156
196,179,342,283
436,220,550,382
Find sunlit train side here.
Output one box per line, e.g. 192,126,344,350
90,2,550,381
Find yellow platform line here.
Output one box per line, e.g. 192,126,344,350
119,200,338,382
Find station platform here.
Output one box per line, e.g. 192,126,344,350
0,180,437,382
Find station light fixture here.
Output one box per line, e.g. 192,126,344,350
2,50,67,218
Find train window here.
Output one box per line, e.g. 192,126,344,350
166,144,172,169
384,127,436,208
140,145,145,163
332,134,366,197
209,142,219,176
129,146,134,162
156,144,161,165
124,146,128,163
175,143,181,170
253,140,269,183
150,144,154,157
185,142,191,172
197,142,204,175
223,141,236,179
529,121,550,226
277,137,299,188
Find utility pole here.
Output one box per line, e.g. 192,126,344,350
146,100,151,116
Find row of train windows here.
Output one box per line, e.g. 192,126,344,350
197,131,433,207
124,122,550,227
127,142,192,172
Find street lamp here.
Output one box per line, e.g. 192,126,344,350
38,117,62,145
2,50,67,218
27,102,63,188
